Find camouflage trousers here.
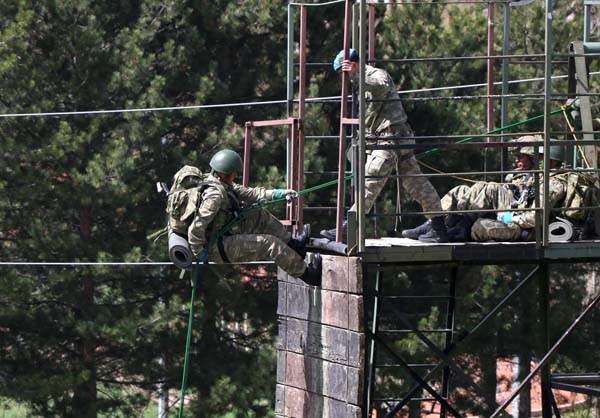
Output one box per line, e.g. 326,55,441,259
350,124,442,217
470,218,523,241
208,208,306,277
441,181,525,241
441,181,514,217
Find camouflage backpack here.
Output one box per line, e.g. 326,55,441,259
556,172,600,222
166,165,211,236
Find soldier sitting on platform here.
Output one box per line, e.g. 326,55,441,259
402,136,580,242
470,140,567,242
186,149,322,285
472,141,600,242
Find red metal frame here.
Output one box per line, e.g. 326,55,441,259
243,118,302,229
242,4,309,234
335,0,354,243
487,1,495,141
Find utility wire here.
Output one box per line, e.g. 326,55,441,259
0,261,274,266
0,72,596,119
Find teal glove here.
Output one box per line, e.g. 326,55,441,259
272,189,297,201
497,211,513,224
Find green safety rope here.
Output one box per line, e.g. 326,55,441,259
417,107,565,157
176,254,204,418
175,105,567,417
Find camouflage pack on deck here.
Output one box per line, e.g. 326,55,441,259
555,172,600,222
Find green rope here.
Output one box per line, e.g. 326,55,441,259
174,105,568,417
417,107,565,157
176,254,204,418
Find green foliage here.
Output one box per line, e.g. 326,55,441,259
0,0,598,417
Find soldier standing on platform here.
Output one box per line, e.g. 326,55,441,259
320,48,448,243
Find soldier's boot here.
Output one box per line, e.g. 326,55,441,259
289,224,310,257
320,221,347,243
519,229,533,241
418,216,449,243
299,252,322,287
447,216,473,242
401,219,432,240
445,214,463,229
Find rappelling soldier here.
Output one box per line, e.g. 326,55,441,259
187,149,322,285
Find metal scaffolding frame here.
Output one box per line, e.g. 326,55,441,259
244,1,600,416
350,1,600,417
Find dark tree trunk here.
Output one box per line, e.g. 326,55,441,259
518,293,533,417
72,208,97,418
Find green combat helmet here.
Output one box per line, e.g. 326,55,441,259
209,149,243,175
548,142,565,162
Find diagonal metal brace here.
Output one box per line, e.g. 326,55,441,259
369,330,463,418
384,266,539,416
384,302,476,389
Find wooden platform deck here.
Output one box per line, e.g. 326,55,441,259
359,237,600,264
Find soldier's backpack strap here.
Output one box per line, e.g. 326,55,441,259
561,172,596,222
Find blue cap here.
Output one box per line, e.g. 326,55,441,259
332,48,359,72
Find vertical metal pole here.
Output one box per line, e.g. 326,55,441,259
368,4,375,63
441,267,458,418
539,262,552,418
352,2,359,51
584,3,592,43
358,0,366,252
297,120,305,232
542,0,553,246
286,4,295,188
290,121,299,227
336,0,353,242
500,3,511,177
366,269,382,417
298,6,307,233
158,276,169,418
243,123,251,187
485,0,496,180
287,124,294,223
298,6,307,122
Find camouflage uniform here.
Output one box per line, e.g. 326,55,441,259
349,65,441,216
441,182,514,218
470,174,567,241
187,174,306,277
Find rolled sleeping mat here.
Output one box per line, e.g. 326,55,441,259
548,217,575,242
168,229,194,269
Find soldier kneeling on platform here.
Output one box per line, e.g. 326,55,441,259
183,149,322,286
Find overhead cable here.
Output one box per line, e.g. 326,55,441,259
0,72,596,119
0,261,274,266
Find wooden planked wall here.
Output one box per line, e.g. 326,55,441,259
275,255,365,418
